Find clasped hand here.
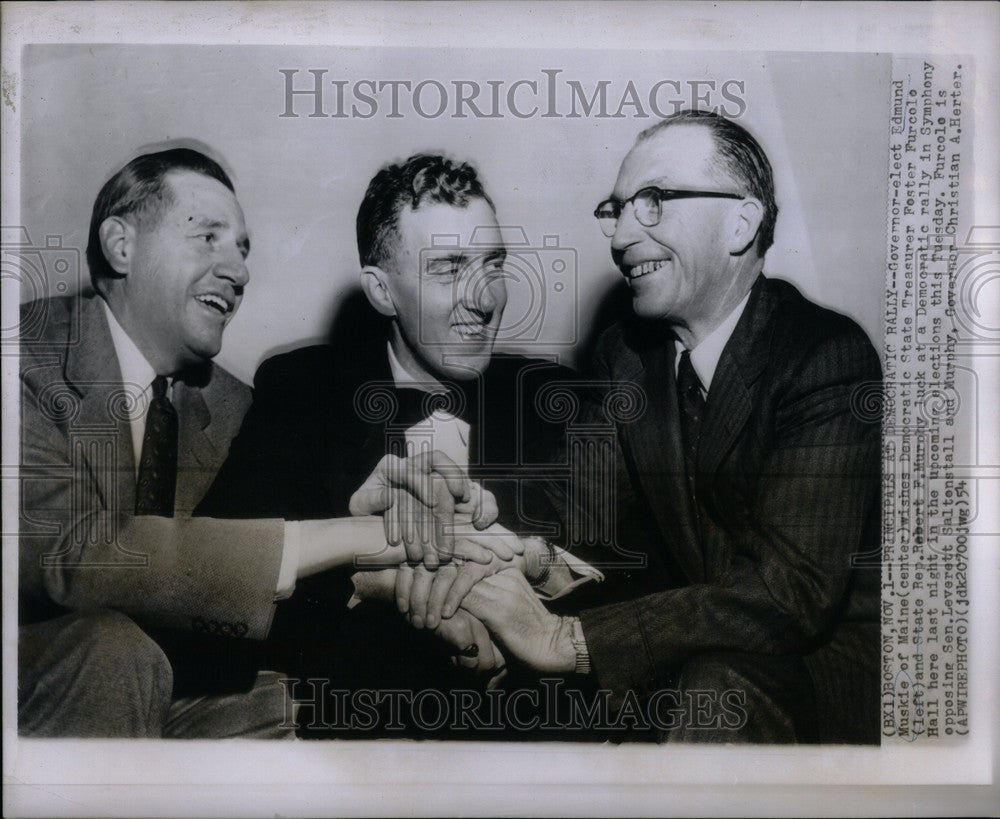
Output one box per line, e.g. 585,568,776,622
349,450,568,673
349,450,523,567
394,520,526,630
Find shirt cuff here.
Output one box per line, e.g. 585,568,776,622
348,569,396,608
275,521,302,600
534,545,604,602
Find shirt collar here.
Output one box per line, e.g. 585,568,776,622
673,291,751,392
102,299,158,392
386,341,447,393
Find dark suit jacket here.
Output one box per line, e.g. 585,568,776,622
575,276,882,739
19,295,285,639
195,328,583,671
197,333,581,533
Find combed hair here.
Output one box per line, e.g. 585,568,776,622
86,148,234,290
638,110,778,255
356,154,494,269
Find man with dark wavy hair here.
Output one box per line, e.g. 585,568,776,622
457,111,882,743
197,154,599,734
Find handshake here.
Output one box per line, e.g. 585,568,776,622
343,450,578,676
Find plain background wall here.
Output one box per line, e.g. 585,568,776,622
21,45,889,382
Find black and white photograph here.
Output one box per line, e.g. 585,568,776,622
2,2,997,817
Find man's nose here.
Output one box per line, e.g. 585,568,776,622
610,201,643,253
462,270,506,314
215,245,250,287
479,277,507,313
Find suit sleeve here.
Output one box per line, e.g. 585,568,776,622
579,328,882,705
19,365,284,640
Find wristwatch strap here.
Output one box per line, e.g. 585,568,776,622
569,616,591,674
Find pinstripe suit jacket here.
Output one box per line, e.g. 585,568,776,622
19,295,285,639
576,276,882,734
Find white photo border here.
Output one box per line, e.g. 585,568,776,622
2,2,997,817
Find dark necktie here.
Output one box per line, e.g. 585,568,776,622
135,375,178,516
391,382,479,429
676,350,705,467
387,382,481,467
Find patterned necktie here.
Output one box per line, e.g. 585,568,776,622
135,375,178,516
676,350,706,467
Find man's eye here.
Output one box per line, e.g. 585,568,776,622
198,232,216,244
428,261,461,278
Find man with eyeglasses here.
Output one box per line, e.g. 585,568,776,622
458,110,882,743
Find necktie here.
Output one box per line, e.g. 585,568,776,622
391,382,479,429
135,375,178,516
387,382,481,468
676,350,705,467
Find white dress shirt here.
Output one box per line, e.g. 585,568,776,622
673,291,752,395
103,300,299,599
386,341,471,468
102,300,166,476
385,341,601,599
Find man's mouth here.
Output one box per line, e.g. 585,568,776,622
453,322,490,339
194,293,234,316
623,258,670,280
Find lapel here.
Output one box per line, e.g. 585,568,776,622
316,337,396,502
173,368,222,514
63,296,244,516
468,358,505,473
626,335,707,583
698,275,774,479
63,296,136,512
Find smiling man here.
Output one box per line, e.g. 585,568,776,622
458,111,883,743
364,188,508,385
195,154,597,734
198,154,577,563
18,148,461,738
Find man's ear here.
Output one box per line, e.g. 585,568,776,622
727,197,764,256
359,265,398,318
98,216,135,276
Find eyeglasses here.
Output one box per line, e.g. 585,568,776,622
593,187,745,237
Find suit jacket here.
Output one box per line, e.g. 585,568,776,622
19,295,284,639
576,276,882,731
194,327,584,670
196,331,581,536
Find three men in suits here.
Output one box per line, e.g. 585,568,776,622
20,115,881,742
18,148,463,737
459,110,882,743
